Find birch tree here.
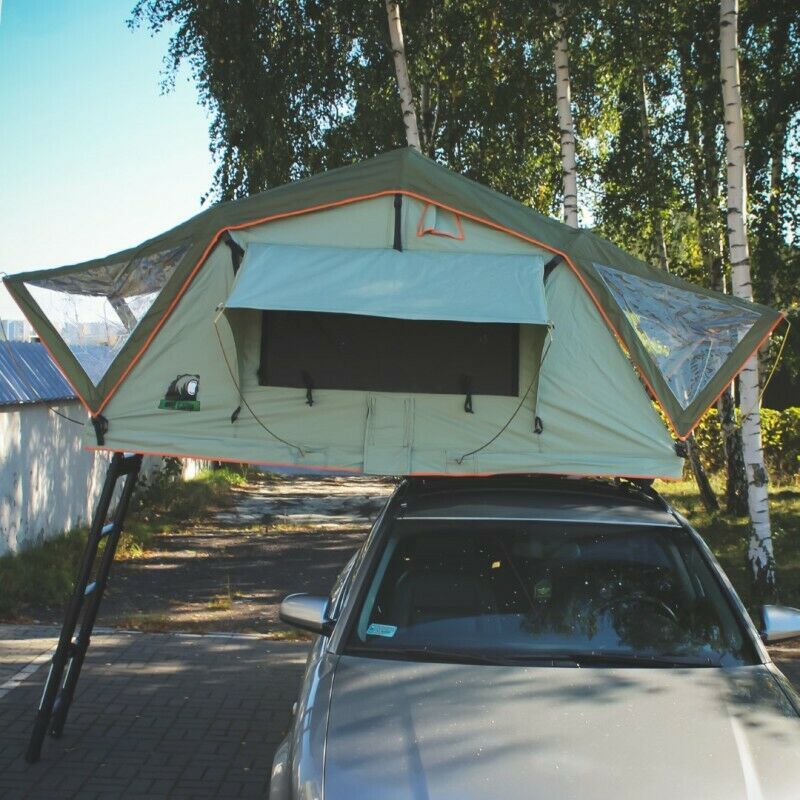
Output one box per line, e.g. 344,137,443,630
385,1,421,150
553,3,578,228
634,51,669,272
720,0,774,590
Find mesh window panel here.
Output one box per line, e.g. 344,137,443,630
594,263,761,410
259,311,520,396
23,245,188,385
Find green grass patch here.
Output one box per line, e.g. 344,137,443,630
133,462,253,522
0,464,251,619
263,627,313,642
115,612,175,633
657,478,800,611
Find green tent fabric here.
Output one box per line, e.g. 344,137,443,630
2,148,783,478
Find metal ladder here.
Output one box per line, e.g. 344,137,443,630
25,452,143,764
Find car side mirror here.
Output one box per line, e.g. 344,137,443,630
761,605,800,644
279,594,332,636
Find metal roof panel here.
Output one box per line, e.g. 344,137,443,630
0,341,77,407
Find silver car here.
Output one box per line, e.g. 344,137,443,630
269,477,800,800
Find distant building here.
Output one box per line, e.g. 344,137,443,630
1,319,26,341
0,341,204,555
0,340,107,555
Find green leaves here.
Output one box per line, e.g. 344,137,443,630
130,0,798,327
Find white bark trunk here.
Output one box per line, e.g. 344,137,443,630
553,3,578,228
553,4,578,228
636,62,669,271
720,0,774,585
385,1,421,151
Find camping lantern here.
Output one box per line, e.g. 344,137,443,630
159,374,200,411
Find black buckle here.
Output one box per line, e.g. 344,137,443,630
461,376,474,413
302,371,315,407
393,194,403,252
91,414,108,446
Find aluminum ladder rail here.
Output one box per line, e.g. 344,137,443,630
25,452,143,764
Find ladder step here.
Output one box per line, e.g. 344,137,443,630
84,582,97,597
100,523,116,539
118,454,142,476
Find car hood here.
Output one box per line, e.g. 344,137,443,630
324,656,800,800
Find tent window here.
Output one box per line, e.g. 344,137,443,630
258,311,520,397
416,203,464,240
22,244,189,385
594,263,761,410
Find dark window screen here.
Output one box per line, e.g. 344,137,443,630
259,311,519,396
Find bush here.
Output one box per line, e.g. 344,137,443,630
691,406,799,483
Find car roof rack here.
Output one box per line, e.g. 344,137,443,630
402,473,666,508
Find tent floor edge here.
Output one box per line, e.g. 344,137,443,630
24,452,143,764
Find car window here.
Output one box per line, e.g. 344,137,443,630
346,521,756,667
330,491,396,621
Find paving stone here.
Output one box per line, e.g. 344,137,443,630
0,625,306,799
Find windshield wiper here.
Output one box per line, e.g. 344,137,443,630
347,646,721,669
346,646,519,666
533,652,721,668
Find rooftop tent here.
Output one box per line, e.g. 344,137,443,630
3,149,783,478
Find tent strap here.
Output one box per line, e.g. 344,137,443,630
543,254,563,282
393,194,403,251
223,232,245,274
456,331,553,464
91,414,108,445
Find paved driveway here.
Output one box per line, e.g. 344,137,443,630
0,625,307,799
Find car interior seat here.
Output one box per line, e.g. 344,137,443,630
390,536,498,631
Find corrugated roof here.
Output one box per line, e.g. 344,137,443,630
0,341,77,407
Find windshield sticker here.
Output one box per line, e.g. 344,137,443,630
366,623,397,638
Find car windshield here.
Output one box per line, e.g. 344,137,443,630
346,521,756,667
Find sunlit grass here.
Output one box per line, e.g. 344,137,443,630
116,612,174,633
657,478,800,610
263,627,312,642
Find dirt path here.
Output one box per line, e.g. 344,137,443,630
22,475,395,636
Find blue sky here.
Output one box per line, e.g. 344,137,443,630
0,0,214,318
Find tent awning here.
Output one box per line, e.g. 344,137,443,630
224,243,549,324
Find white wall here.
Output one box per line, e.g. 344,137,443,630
0,401,207,556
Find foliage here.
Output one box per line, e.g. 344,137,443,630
658,479,800,611
0,464,252,619
691,406,800,483
133,459,252,517
0,527,91,617
129,0,565,211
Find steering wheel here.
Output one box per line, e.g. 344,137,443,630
594,593,679,624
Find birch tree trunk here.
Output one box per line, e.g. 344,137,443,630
720,0,774,590
385,1,421,151
635,57,669,272
677,37,744,512
553,4,578,228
